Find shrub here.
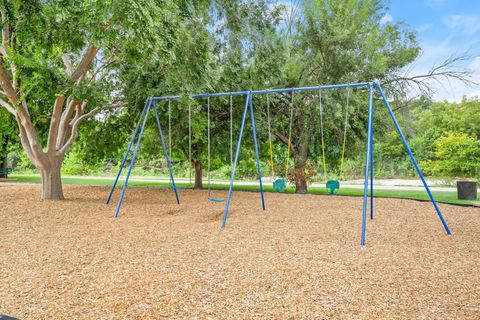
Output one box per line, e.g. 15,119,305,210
422,133,480,178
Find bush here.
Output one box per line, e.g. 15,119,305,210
62,151,94,175
422,133,480,178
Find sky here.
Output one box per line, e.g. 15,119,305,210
382,0,480,101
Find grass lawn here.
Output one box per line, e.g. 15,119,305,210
7,173,479,207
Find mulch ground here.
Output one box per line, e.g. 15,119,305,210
0,183,479,319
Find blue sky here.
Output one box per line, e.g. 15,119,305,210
382,0,480,101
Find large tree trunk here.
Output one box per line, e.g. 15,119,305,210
194,160,203,190
40,161,64,200
293,143,309,194
295,178,308,194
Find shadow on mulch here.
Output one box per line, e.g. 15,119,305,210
0,315,20,320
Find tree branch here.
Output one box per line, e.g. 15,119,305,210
47,96,66,153
0,60,19,105
0,60,44,161
0,96,15,115
71,46,99,84
16,117,35,162
56,98,79,150
386,53,479,97
275,132,296,154
1,12,9,56
57,102,125,156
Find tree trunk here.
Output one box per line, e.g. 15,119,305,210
293,143,309,194
0,134,8,178
194,160,203,190
40,160,64,200
295,171,308,193
0,155,7,178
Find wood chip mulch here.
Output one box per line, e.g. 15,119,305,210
0,183,479,319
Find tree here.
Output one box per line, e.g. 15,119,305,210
117,1,213,189
243,0,421,193
0,0,186,199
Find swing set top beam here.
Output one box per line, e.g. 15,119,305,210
151,82,372,101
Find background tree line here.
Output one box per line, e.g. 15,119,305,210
0,0,477,199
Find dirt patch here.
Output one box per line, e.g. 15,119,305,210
0,183,479,319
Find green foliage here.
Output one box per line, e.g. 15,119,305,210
0,0,199,161
422,133,480,178
3,0,478,185
62,151,92,175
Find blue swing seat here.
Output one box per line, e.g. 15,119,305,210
326,180,340,195
273,178,287,193
208,197,225,203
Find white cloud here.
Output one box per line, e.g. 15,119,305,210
424,0,447,8
443,15,480,36
380,13,393,25
416,23,432,33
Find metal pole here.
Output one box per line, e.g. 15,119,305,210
230,95,233,169
188,102,192,185
106,101,148,204
222,94,251,229
375,83,451,235
370,95,374,220
114,99,152,218
361,85,374,245
249,96,266,211
153,101,180,205
207,96,211,195
151,82,371,101
168,99,172,159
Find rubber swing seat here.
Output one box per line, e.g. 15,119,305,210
273,178,287,193
208,197,225,203
326,180,340,195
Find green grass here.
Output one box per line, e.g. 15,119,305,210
6,173,479,207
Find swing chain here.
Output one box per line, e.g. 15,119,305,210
340,88,350,179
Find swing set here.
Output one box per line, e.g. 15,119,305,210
106,81,451,246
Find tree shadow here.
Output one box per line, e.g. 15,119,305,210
0,315,20,320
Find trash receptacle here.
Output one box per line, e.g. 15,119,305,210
456,180,477,200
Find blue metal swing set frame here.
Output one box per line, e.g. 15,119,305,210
106,81,451,246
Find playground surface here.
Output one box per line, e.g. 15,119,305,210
1,183,479,319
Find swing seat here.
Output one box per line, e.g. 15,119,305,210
208,197,225,203
273,178,287,193
326,180,340,195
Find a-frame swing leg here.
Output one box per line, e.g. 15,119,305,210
370,97,374,220
361,85,374,246
375,82,451,235
114,99,152,218
106,101,148,204
222,94,251,229
249,95,266,211
152,101,180,205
